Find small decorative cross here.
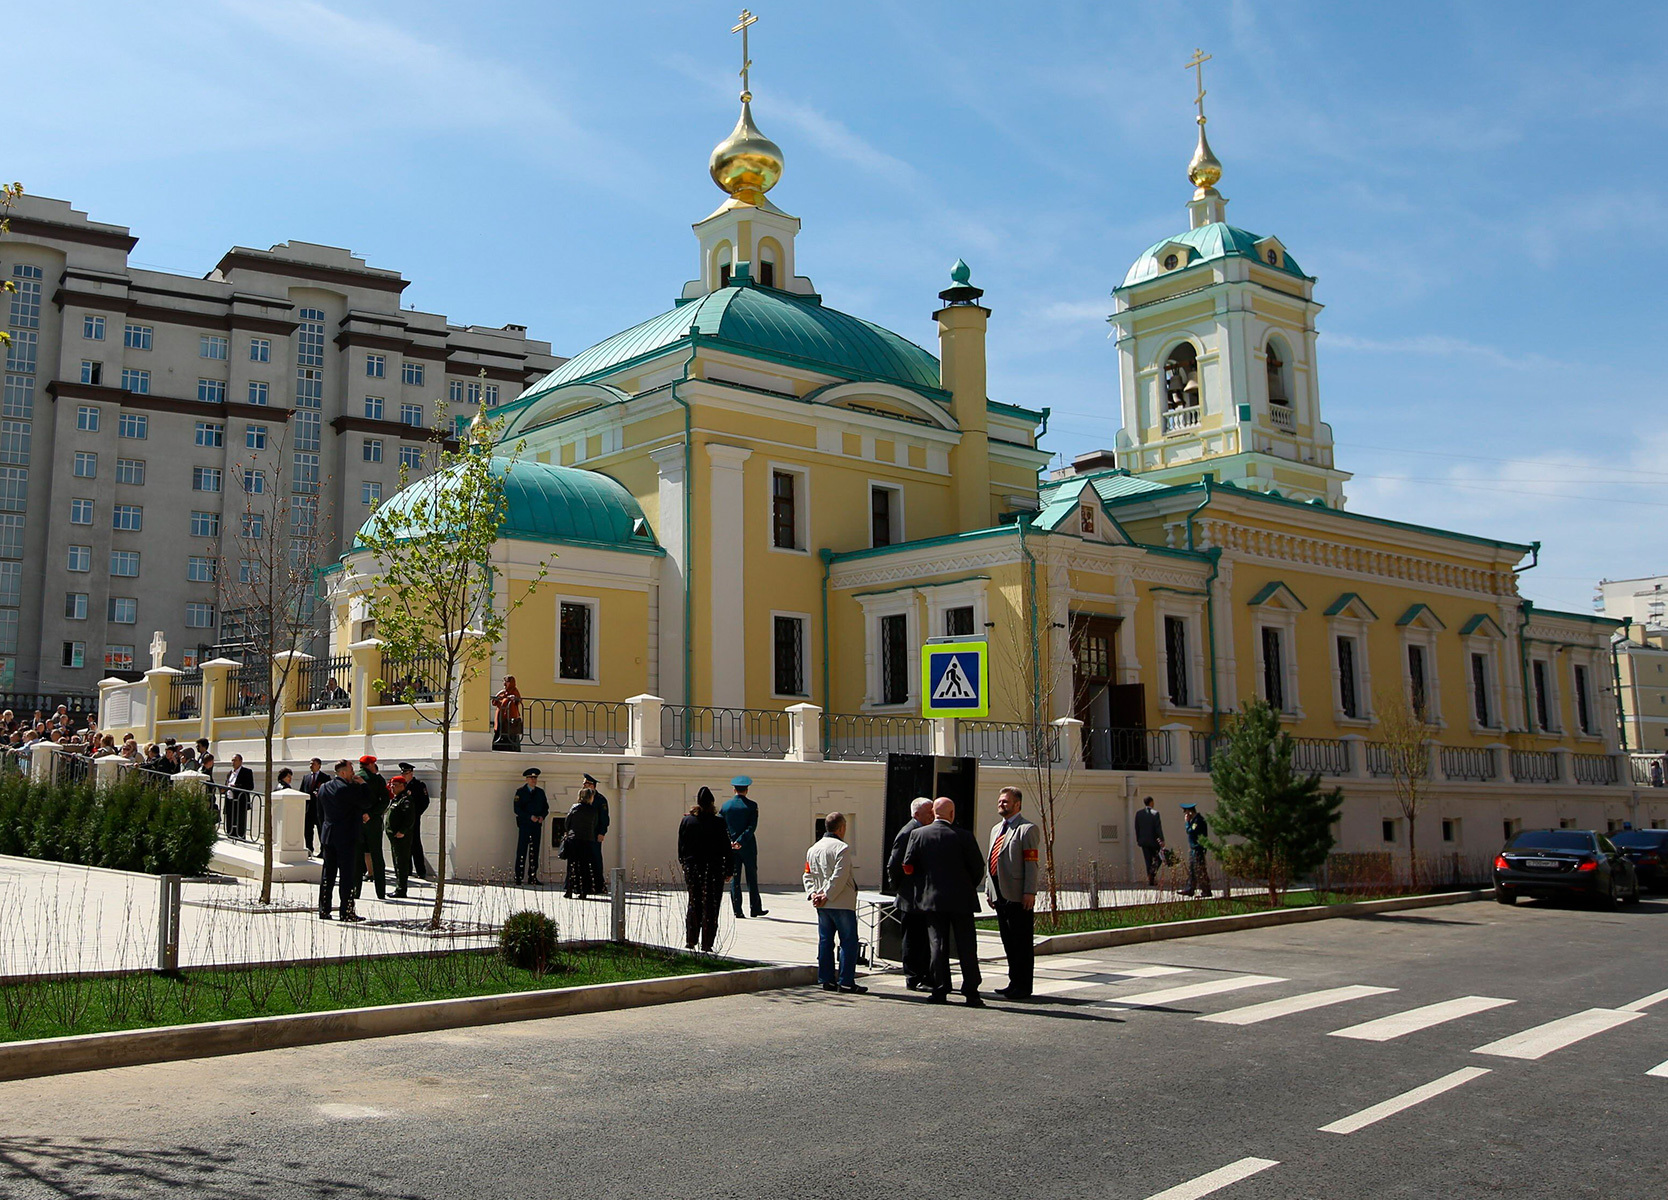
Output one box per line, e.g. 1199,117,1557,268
149,630,167,670
1185,47,1212,124
732,9,758,101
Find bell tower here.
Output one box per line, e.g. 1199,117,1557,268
1107,50,1349,507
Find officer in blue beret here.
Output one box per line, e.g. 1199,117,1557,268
720,775,768,918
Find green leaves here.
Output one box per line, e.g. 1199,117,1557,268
1208,699,1344,899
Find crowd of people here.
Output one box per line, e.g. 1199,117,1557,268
309,755,433,920
2,704,101,764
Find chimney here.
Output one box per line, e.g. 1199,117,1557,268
1071,449,1119,475
935,260,991,531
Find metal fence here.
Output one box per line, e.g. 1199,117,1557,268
223,660,272,717
1191,731,1215,772
377,650,447,705
206,781,263,844
1291,736,1351,777
1084,727,1172,771
522,698,631,752
660,705,790,757
959,720,1059,766
55,752,94,785
1510,749,1558,784
0,692,99,720
169,671,203,721
1572,753,1619,786
1630,753,1666,786
822,712,932,762
299,654,353,710
1439,745,1497,782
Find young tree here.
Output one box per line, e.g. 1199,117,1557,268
353,407,545,929
215,422,336,904
1374,690,1432,887
1208,698,1344,905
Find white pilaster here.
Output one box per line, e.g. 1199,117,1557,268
651,445,688,707
706,443,753,708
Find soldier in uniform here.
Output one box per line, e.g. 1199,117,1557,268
385,775,416,898
721,776,768,918
355,755,390,901
397,762,431,878
317,760,367,922
513,767,548,884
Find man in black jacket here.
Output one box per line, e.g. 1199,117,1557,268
886,796,934,990
513,768,548,885
901,797,987,1006
1134,795,1166,888
300,758,327,856
397,762,431,878
317,760,367,921
225,754,255,840
355,756,390,901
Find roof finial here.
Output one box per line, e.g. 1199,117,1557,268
733,9,757,103
709,9,784,204
1184,47,1223,194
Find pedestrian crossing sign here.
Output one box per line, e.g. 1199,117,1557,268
921,640,989,718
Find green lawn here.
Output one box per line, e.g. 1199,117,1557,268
979,890,1361,937
0,944,736,1044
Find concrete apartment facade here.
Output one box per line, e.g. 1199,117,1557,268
1,195,563,694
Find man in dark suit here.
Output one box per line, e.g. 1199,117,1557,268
300,758,327,856
886,796,934,989
397,762,431,878
317,760,367,921
513,768,548,884
226,753,256,840
901,797,987,1006
1134,795,1166,888
355,756,390,901
986,786,1041,1001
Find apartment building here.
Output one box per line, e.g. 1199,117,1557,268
0,195,563,693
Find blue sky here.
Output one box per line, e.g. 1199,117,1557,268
10,0,1665,612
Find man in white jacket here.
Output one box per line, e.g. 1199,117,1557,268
804,812,865,994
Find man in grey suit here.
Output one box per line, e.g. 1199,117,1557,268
1134,795,1166,887
886,797,934,990
986,786,1041,1000
901,797,986,1006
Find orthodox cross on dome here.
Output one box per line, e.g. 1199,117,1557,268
149,630,167,670
732,9,758,102
1185,47,1211,127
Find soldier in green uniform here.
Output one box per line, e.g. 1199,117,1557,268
385,774,416,898
355,754,391,901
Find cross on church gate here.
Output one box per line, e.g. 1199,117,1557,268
149,631,167,670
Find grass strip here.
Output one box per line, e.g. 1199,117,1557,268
0,944,734,1044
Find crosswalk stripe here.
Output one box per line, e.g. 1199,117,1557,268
1031,977,1106,996
1097,974,1286,1010
1330,995,1515,1042
1647,1060,1668,1079
1034,957,1116,971
1029,966,1194,997
1318,1067,1491,1135
1620,986,1668,1012
1472,1008,1644,1060
1141,1157,1281,1200
1199,985,1396,1026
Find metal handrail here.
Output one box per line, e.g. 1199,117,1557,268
1083,726,1171,771
1572,753,1619,786
1510,749,1558,784
1440,745,1496,782
522,698,630,752
822,712,932,762
959,720,1060,766
1291,736,1351,777
206,780,263,844
660,705,789,758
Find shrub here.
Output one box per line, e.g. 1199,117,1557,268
499,910,561,974
0,774,216,876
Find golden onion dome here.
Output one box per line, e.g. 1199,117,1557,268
709,98,784,205
1187,119,1223,193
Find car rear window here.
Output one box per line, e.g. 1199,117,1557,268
1614,831,1668,849
1509,831,1594,852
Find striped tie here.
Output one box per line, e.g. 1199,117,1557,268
990,829,1006,882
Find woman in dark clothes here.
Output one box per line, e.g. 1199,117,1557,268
678,786,735,953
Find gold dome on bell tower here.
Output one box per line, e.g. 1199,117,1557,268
709,9,783,206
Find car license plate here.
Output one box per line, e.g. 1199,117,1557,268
1524,858,1560,868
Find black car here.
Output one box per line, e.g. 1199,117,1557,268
1494,829,1640,906
1612,829,1668,892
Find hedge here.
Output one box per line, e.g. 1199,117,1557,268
0,771,218,876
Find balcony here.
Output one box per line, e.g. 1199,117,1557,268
1269,403,1294,431
1163,405,1202,435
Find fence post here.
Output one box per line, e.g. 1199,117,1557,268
171,769,208,800
932,718,958,758
347,639,383,735
27,742,60,784
1051,717,1084,768
270,787,312,865
198,657,239,736
1088,859,1100,910
626,694,664,757
142,666,181,740
271,649,314,728
787,703,823,762
1339,734,1367,779
156,873,182,972
1157,724,1189,773
610,867,627,943
1551,746,1572,786
94,755,123,792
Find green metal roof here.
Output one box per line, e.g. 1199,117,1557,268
1323,592,1378,619
1121,221,1307,289
1038,468,1169,510
1248,581,1306,610
356,456,660,554
516,281,944,404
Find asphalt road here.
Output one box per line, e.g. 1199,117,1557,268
2,896,1665,1200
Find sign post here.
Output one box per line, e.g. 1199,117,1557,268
921,640,989,719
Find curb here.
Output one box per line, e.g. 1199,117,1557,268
0,962,817,1083
1033,890,1490,955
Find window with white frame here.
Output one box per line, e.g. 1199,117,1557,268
399,444,422,470
869,483,903,548
185,602,215,629
1325,595,1376,723
193,421,224,447
448,379,465,404
69,498,93,525
83,315,105,341
772,613,808,696
123,324,152,351
1250,586,1303,714
0,420,27,464
109,550,139,577
241,512,263,539
108,596,136,624
247,381,269,405
1573,663,1594,735
366,354,385,379
3,375,33,418
364,395,384,420
242,469,265,494
190,511,219,538
400,402,423,427
67,545,91,572
112,504,142,531
120,368,149,394
9,266,42,327
0,515,20,558
484,383,499,407
879,612,910,705
245,425,267,450
118,412,147,439
402,361,423,386
0,467,24,511
187,556,215,583
292,453,319,494
249,337,271,363
80,360,102,386
73,452,96,478
294,410,320,451
1398,606,1445,724
557,599,597,682
198,378,226,404
192,467,222,493
62,641,85,669
105,644,134,672
363,438,383,463
296,309,325,366
4,330,36,373
200,335,228,360
769,466,807,551
920,580,989,648
361,480,382,505
76,405,100,432
1531,657,1556,732
65,592,88,620
239,559,259,584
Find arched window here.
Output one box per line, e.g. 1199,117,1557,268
714,242,734,289
1162,342,1201,412
758,240,779,288
1265,339,1289,405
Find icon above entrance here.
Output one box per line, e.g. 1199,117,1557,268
921,640,989,718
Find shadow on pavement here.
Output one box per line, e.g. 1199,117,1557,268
0,1137,425,1200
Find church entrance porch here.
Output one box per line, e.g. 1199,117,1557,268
1071,614,1150,771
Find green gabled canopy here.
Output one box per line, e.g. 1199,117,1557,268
1121,221,1308,288
357,456,660,554
516,281,944,405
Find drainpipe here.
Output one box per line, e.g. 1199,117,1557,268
1611,618,1631,752
669,343,699,709
1017,514,1042,726
1515,541,1541,733
819,548,834,741
1182,478,1223,736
